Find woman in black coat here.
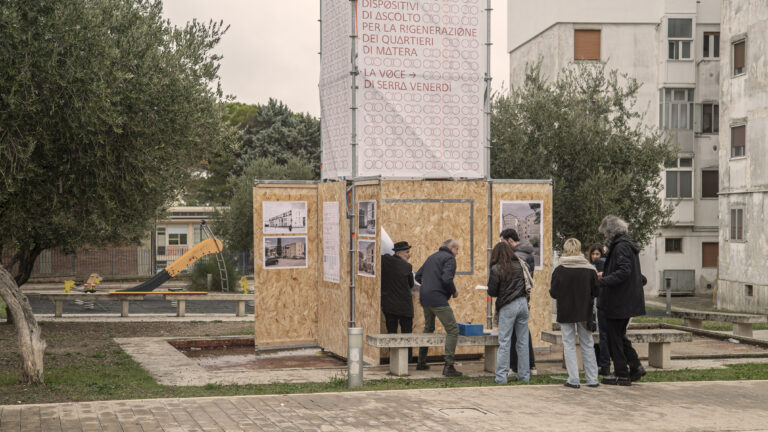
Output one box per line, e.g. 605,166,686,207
550,238,599,388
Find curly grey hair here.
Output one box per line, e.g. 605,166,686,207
598,215,629,242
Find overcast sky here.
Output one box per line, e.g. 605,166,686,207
162,1,509,117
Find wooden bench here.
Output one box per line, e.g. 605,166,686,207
42,293,145,317
670,311,766,338
367,333,499,376
40,292,252,318
161,293,252,317
541,329,692,369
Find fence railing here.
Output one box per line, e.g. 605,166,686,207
1,248,254,279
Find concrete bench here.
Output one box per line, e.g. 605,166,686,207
42,293,145,317
367,333,499,377
541,329,692,369
670,311,766,338
161,293,252,317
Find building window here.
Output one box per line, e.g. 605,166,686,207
746,285,754,296
168,233,188,246
665,157,693,198
703,32,720,58
701,170,718,198
668,18,692,60
574,29,600,61
701,103,719,133
702,242,718,268
659,88,694,129
731,125,746,157
156,227,166,255
665,238,683,253
730,208,744,240
733,39,746,75
193,226,202,245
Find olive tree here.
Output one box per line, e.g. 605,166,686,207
0,0,234,383
492,63,675,249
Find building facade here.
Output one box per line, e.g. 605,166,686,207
507,0,721,295
717,0,768,313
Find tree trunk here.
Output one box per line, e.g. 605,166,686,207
0,264,46,384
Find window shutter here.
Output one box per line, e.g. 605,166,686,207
574,30,600,60
702,243,718,268
734,41,746,71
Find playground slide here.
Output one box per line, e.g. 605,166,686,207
118,237,224,292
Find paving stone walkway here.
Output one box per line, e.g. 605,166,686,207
2,380,768,431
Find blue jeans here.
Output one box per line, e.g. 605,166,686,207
495,297,530,383
561,321,599,386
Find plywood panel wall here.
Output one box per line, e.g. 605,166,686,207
353,182,382,364
380,180,490,360
491,181,554,348
253,184,318,347
317,181,351,358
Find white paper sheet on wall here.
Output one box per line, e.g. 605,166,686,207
323,201,340,283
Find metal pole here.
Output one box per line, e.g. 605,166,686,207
347,327,363,387
318,0,324,175
665,277,672,315
348,0,359,329
484,1,493,330
484,0,492,180
487,181,493,329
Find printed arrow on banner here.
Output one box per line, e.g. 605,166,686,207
409,73,416,78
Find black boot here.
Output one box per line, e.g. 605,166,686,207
416,347,430,370
601,375,631,386
630,365,646,382
442,364,463,377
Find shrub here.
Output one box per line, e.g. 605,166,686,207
188,255,242,292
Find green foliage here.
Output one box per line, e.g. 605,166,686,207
0,0,236,284
491,63,675,250
0,300,5,319
187,255,242,292
213,157,315,253
184,100,321,205
235,99,321,178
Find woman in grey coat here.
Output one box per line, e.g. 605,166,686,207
550,238,599,388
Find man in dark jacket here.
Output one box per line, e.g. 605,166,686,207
500,229,537,375
381,241,415,361
597,215,647,386
415,239,462,377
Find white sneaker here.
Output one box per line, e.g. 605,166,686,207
530,368,538,376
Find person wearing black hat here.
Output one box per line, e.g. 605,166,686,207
381,241,416,361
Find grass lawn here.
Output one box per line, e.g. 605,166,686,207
2,321,768,405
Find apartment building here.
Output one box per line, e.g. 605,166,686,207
507,0,721,295
717,0,768,313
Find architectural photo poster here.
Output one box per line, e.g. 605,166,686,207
262,201,307,234
263,236,308,270
500,200,543,269
358,200,377,237
323,201,341,283
357,0,488,178
358,239,377,278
